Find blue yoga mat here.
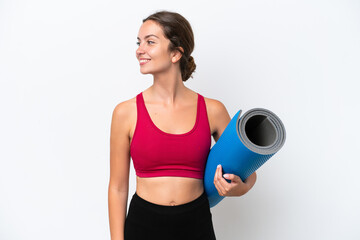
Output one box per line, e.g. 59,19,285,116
204,108,286,208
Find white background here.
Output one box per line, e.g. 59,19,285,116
1,0,359,239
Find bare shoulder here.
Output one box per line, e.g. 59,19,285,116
112,96,136,120
202,95,231,140
203,96,229,118
111,96,137,138
113,96,136,115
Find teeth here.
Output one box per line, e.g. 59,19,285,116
140,59,150,63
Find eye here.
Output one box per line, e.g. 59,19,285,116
147,40,155,44
136,41,140,46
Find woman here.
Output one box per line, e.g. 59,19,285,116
108,10,257,240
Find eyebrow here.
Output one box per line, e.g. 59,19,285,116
137,34,159,40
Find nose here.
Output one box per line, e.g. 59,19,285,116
136,43,145,57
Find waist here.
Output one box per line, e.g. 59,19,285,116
131,190,208,215
136,176,204,206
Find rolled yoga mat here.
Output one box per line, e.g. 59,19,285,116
204,108,286,208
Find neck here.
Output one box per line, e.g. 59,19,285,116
149,67,187,104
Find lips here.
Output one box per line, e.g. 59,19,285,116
139,59,151,65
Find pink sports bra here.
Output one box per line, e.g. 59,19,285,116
130,92,211,179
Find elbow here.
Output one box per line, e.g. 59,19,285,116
108,181,129,194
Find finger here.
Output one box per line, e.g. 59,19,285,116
214,165,226,196
213,165,220,183
223,173,243,183
218,176,232,194
216,165,231,186
214,176,223,196
216,165,231,194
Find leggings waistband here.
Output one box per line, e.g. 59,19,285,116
131,191,209,215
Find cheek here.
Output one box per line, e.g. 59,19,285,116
150,47,169,59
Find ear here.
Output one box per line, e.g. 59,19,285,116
171,46,184,63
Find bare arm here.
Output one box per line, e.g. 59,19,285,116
108,102,131,240
209,99,231,143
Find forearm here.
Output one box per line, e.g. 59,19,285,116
244,171,257,193
108,187,128,240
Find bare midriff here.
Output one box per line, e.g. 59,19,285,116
136,176,204,206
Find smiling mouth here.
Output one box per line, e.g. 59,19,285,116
139,59,151,65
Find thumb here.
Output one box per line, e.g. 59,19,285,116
223,173,242,183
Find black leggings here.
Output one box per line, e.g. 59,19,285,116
124,191,217,240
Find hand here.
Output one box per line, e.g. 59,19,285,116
213,164,257,197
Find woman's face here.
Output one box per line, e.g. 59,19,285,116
136,20,174,75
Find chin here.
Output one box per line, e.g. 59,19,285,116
140,67,158,75
139,65,167,75
140,69,152,75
